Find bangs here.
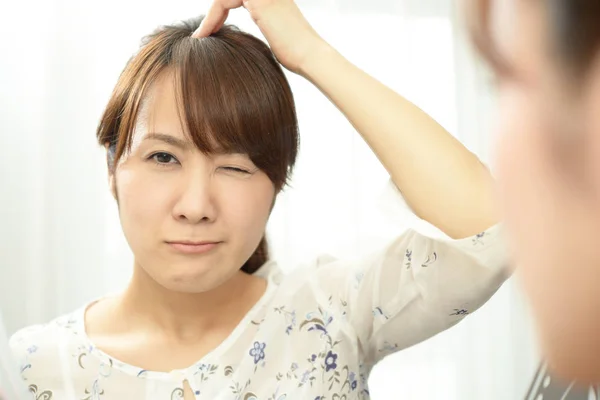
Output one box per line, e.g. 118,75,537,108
172,30,298,188
172,36,291,155
97,18,299,190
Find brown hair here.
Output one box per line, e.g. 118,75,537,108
96,16,299,274
468,0,600,79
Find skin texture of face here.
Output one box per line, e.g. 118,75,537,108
109,71,276,294
489,0,600,381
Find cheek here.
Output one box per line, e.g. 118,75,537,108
493,86,556,260
493,83,597,270
494,87,538,206
221,178,274,235
116,169,171,232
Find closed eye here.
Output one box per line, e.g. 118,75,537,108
221,166,251,174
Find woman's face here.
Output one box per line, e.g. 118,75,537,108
490,0,600,312
110,72,275,293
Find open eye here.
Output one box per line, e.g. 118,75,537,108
149,152,179,165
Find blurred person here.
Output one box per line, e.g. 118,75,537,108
466,0,600,384
9,4,510,399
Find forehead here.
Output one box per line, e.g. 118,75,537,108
131,71,236,155
136,72,184,137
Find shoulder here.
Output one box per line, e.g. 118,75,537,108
9,309,87,379
10,310,82,348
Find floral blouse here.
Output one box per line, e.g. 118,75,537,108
9,184,510,400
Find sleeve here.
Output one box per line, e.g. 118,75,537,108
7,318,91,398
8,324,46,381
0,327,34,400
312,180,512,366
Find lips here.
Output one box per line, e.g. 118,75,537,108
166,240,222,255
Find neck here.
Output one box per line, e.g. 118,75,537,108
117,264,267,342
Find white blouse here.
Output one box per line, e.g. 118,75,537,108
9,183,510,400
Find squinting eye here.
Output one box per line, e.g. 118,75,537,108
150,152,178,165
221,166,251,174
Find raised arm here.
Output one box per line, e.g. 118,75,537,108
194,0,498,239
298,45,497,239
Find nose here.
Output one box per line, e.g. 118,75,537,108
172,169,217,224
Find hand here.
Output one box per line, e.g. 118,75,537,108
192,0,329,75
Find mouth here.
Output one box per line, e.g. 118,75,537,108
166,240,222,255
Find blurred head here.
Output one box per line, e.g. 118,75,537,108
97,16,298,293
467,0,600,377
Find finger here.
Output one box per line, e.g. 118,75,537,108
192,2,228,38
211,9,230,34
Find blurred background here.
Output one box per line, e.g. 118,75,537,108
0,0,541,398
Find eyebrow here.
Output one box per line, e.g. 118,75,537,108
144,133,192,150
143,132,244,156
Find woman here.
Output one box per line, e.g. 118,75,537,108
465,0,600,384
9,5,509,400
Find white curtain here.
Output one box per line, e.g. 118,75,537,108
0,1,540,398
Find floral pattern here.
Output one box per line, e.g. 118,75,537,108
324,351,338,372
28,384,53,400
274,306,297,335
404,249,413,269
472,231,487,246
249,342,267,365
8,220,507,400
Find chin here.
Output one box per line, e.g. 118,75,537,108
158,264,236,294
